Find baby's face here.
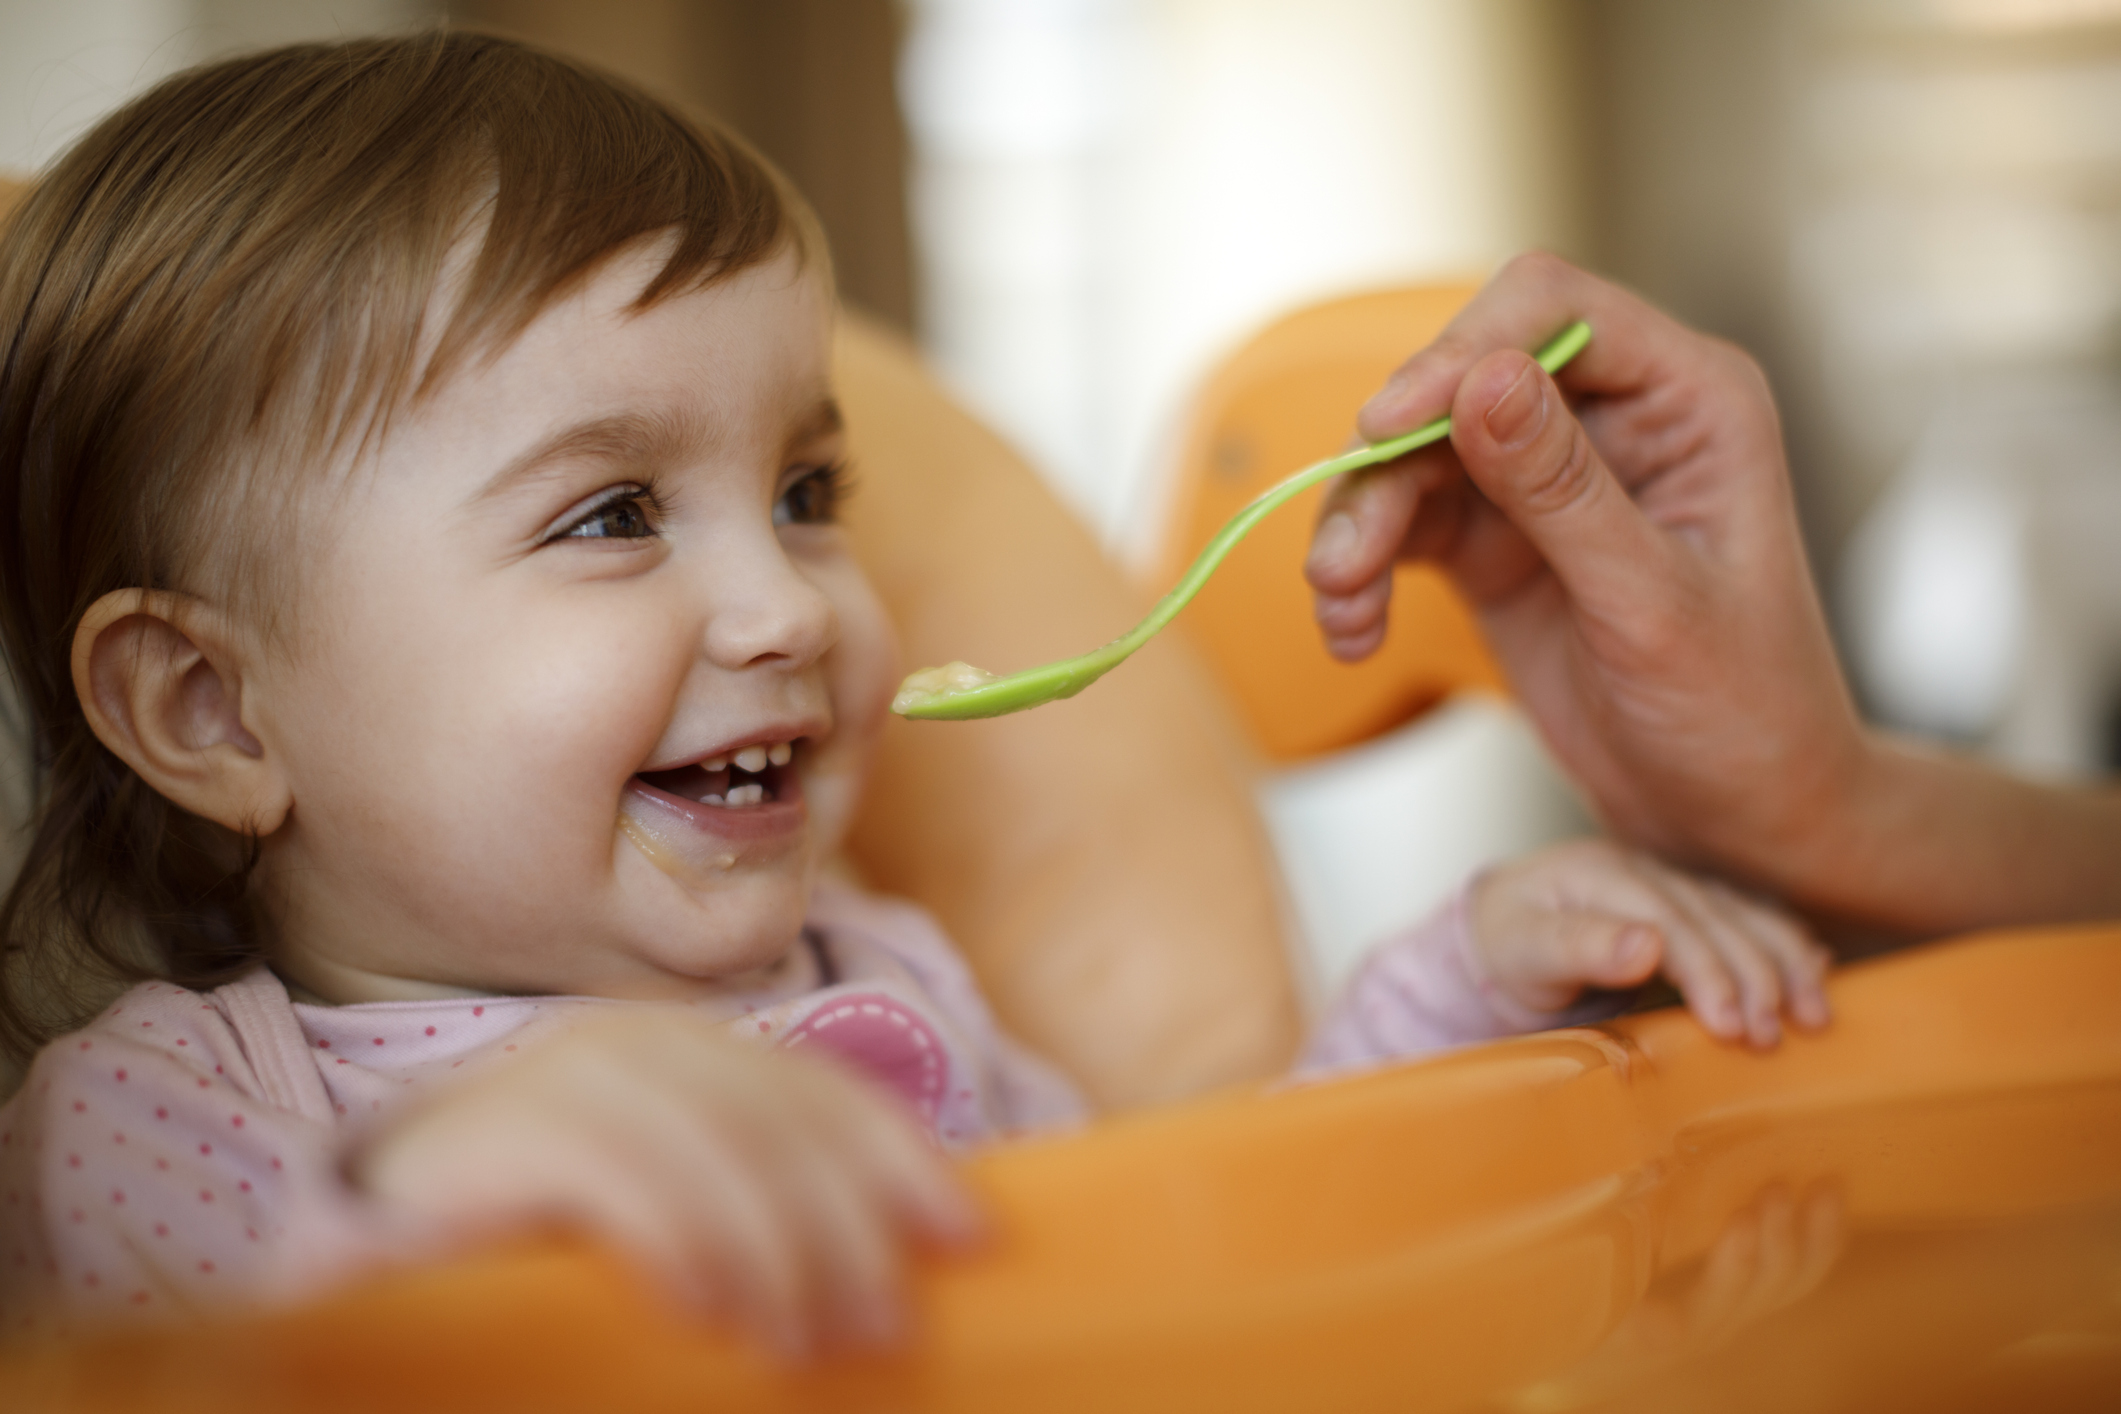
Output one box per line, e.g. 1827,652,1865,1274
255,245,898,1001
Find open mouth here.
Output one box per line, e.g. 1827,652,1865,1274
635,739,799,810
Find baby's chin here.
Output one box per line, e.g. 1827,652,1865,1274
610,801,817,979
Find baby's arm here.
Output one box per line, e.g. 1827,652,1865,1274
352,1012,980,1359
1,994,976,1356
1299,839,1830,1076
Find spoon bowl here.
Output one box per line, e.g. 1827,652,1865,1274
892,320,1592,721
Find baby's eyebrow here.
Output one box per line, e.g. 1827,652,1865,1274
470,398,843,505
470,409,708,505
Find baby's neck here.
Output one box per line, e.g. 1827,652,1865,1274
270,954,497,1006
269,930,826,1008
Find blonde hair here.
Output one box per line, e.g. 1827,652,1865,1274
0,30,820,1058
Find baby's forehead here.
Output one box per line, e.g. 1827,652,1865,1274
377,249,835,479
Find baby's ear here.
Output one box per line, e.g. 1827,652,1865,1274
71,590,291,836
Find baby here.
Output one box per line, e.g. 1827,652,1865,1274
0,34,1829,1355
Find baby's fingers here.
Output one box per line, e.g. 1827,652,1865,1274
794,1069,984,1252
578,1075,818,1355
1677,892,1786,1048
1669,872,1833,1043
753,1059,987,1351
1647,868,1833,1047
748,1116,919,1352
1636,889,1740,1041
1703,880,1833,1032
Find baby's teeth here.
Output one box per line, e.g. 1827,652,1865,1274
702,756,728,773
734,745,768,773
767,741,793,767
725,783,764,807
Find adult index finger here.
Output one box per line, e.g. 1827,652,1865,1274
1353,252,1674,445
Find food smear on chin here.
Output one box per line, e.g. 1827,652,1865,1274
617,811,742,882
618,811,683,876
891,661,997,713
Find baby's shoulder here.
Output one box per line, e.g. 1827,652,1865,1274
37,978,241,1070
11,970,310,1121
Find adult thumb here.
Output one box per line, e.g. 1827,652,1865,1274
1449,350,1673,623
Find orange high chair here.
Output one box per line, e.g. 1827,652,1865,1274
10,930,2120,1413
6,269,2121,1413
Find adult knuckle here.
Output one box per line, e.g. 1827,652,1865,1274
1501,249,1567,290
1514,421,1598,517
1618,579,1704,664
1704,336,1778,409
1422,329,1482,380
1377,350,1424,390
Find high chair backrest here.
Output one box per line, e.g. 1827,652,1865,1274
1153,283,1506,762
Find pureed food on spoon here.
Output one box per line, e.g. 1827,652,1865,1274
891,661,998,714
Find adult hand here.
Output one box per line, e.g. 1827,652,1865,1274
1305,254,2121,937
1305,253,1867,902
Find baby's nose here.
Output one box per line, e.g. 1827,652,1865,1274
704,555,838,670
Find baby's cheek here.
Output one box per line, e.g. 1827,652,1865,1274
840,574,901,728
812,563,898,851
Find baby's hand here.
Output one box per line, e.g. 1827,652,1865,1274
1469,838,1831,1048
351,1013,981,1359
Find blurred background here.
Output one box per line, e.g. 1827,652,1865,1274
6,0,2121,987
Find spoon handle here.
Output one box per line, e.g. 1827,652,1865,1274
1119,319,1593,656
891,320,1592,720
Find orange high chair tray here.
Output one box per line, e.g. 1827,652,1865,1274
6,924,2120,1412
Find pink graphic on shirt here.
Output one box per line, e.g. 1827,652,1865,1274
779,992,947,1124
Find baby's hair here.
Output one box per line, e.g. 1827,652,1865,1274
0,29,823,1060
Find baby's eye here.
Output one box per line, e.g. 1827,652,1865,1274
775,463,849,527
559,489,660,541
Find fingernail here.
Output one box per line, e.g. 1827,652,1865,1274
1307,512,1359,576
1482,363,1547,448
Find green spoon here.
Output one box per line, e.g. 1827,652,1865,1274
892,320,1593,721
